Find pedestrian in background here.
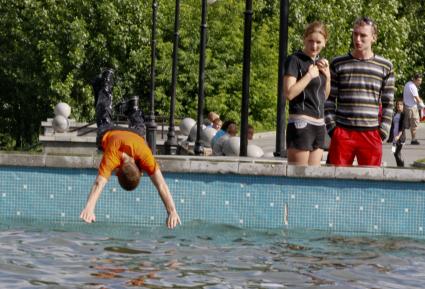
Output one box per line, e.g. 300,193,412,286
403,73,423,145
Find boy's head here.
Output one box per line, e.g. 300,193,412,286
212,118,222,130
413,73,423,87
227,123,238,136
117,157,141,191
221,120,237,136
395,100,404,113
207,112,220,123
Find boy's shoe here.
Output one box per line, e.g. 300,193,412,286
91,76,102,107
91,68,114,106
411,139,420,145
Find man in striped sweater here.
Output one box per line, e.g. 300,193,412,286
325,17,395,166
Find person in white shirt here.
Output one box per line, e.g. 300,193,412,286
403,73,423,145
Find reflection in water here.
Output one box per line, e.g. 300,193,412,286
0,220,425,288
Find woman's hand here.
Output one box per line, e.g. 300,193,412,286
316,59,330,79
307,64,320,79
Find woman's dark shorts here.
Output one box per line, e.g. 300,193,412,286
286,121,326,151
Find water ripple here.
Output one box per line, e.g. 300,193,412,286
1,222,425,288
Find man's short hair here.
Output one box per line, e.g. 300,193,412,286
117,162,141,191
353,16,378,37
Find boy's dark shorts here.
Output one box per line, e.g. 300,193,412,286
286,121,326,151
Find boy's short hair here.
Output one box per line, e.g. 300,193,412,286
213,118,222,125
117,162,141,191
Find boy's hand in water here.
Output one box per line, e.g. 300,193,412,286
167,211,181,229
80,175,106,224
80,208,96,223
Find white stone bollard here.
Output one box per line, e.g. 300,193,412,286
52,102,71,133
54,102,71,118
52,115,70,133
223,137,240,156
200,127,217,147
189,124,206,142
247,144,264,158
179,117,196,136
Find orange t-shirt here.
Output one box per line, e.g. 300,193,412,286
98,130,158,179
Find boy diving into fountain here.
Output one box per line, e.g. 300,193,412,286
80,68,181,229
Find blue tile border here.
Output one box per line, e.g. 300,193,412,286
1,165,424,237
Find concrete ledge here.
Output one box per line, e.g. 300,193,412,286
383,167,425,182
45,155,97,168
335,166,384,181
157,157,192,173
190,159,239,174
0,153,424,182
287,165,336,179
239,162,286,176
39,135,96,144
0,154,46,167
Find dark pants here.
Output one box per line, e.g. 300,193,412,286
393,143,404,167
96,87,145,149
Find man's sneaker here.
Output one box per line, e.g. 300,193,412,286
411,139,420,145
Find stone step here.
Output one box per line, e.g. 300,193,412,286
42,119,182,137
39,118,187,156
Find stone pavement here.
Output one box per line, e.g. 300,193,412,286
252,122,425,168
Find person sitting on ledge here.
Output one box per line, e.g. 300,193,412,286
212,120,238,156
204,111,220,127
247,124,255,141
80,68,181,229
212,118,223,131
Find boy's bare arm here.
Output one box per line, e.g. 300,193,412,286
80,175,108,223
149,168,181,229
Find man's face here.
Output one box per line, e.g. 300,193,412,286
352,24,376,53
414,78,423,87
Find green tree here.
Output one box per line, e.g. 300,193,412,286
0,0,424,150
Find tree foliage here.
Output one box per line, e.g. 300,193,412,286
0,0,424,149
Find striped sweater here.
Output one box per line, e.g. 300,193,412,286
324,53,395,139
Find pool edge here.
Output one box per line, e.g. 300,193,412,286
0,153,424,182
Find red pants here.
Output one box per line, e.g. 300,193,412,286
327,127,382,166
